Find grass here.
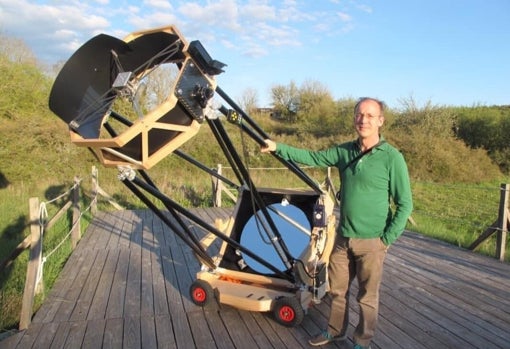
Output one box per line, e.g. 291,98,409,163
1,109,509,332
410,181,507,258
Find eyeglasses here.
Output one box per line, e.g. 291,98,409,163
355,113,381,119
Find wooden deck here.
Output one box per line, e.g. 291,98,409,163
1,208,509,349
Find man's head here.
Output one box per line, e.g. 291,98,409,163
353,97,385,141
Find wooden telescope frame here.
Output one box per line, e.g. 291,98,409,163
49,25,337,327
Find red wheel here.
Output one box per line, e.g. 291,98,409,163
272,297,304,327
279,305,295,322
190,280,213,306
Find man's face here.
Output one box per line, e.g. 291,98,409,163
354,100,384,139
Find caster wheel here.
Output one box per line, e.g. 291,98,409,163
272,296,304,327
190,279,214,306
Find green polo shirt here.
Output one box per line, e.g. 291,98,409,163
275,137,413,245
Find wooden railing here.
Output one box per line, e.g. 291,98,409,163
469,183,510,261
0,166,121,330
19,178,82,330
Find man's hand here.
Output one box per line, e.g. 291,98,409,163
261,139,276,153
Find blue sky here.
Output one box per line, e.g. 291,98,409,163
0,0,508,108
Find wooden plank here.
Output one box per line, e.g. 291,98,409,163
129,210,144,248
201,308,236,349
77,211,108,246
26,322,58,349
160,245,182,309
296,308,328,345
433,285,510,334
163,214,197,313
237,310,280,349
105,248,130,319
187,310,218,348
123,316,141,349
289,316,331,349
12,322,43,349
62,320,87,349
105,210,127,249
379,290,468,349
87,248,120,320
154,315,177,349
89,210,117,250
151,247,169,316
400,285,510,348
238,310,288,349
151,214,168,248
400,231,509,275
118,211,135,248
160,245,194,349
140,316,158,349
141,247,155,316
0,331,24,349
53,249,99,322
393,239,505,285
142,210,156,250
102,317,124,349
124,245,142,316
445,276,510,313
32,246,89,323
82,319,106,348
69,249,108,321
49,322,72,349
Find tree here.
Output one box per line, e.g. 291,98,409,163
0,34,37,65
391,96,456,139
297,80,338,136
0,51,51,119
270,81,299,122
238,87,259,115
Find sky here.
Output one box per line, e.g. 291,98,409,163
0,0,509,109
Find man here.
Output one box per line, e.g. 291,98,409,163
262,97,413,349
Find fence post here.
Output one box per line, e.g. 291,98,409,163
212,164,222,207
71,176,81,249
495,183,509,261
19,197,42,330
91,166,98,216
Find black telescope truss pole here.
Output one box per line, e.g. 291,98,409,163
206,115,295,271
174,149,239,189
215,86,322,193
121,172,293,281
121,176,216,269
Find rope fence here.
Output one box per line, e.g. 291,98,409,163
0,167,119,330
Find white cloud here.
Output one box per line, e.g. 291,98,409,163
178,0,241,31
337,11,352,22
357,4,373,14
143,0,173,10
241,43,268,58
241,2,276,22
0,0,362,63
0,0,112,62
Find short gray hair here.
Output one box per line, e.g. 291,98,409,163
354,97,385,116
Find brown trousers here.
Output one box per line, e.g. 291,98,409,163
326,236,388,347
